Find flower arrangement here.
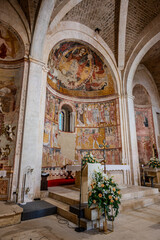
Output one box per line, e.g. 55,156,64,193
148,157,160,168
82,152,98,167
88,171,121,219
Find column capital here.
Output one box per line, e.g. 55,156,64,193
119,93,135,100
29,55,45,67
42,65,49,73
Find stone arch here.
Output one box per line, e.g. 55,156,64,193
59,100,76,113
43,21,121,95
123,13,160,95
133,65,160,108
0,1,30,54
133,84,151,106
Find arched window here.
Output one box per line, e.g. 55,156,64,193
59,111,65,131
59,104,75,132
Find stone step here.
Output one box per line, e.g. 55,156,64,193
48,191,79,206
44,197,105,230
81,193,160,221
48,186,159,204
47,185,160,225
0,202,23,228
121,186,159,200
120,194,160,212
20,200,57,221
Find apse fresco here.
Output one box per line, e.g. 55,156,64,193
75,149,121,165
45,91,59,123
75,100,118,127
0,21,24,61
47,41,115,98
43,120,60,148
135,107,156,165
42,147,64,167
42,89,122,169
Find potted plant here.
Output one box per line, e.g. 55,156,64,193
88,170,121,231
82,152,98,167
148,157,160,169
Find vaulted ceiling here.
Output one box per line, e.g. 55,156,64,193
16,0,160,95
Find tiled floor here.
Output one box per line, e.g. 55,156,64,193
0,203,160,240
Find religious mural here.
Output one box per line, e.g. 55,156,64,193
75,100,118,127
75,149,121,165
0,67,23,168
43,120,59,148
135,107,156,165
47,41,115,98
42,89,122,171
0,21,24,61
45,91,59,123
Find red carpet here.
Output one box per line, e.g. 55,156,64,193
48,178,75,187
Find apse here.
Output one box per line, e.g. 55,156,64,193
42,40,122,181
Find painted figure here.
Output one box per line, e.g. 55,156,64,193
77,104,84,126
0,30,11,59
92,129,99,149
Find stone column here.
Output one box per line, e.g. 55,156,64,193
17,57,48,202
11,58,29,201
127,95,140,185
119,94,132,185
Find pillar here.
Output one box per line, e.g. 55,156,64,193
127,94,140,185
17,57,48,202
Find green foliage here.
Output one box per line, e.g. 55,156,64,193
82,152,98,167
88,171,121,219
148,157,160,168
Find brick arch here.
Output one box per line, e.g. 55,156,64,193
123,14,160,96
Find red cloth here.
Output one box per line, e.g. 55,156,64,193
48,178,75,187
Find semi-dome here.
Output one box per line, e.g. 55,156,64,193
47,41,116,98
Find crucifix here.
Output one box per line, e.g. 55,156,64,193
99,139,110,174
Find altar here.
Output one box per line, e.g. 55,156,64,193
66,163,130,196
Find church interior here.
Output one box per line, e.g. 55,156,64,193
0,0,160,239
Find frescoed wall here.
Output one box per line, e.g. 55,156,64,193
47,41,115,98
135,107,156,165
43,90,61,168
42,89,122,172
0,22,24,199
0,20,24,61
42,40,121,179
134,85,156,165
75,99,121,164
0,66,23,168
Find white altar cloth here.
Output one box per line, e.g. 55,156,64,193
66,164,130,172
0,170,6,178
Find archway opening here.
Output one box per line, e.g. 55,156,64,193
133,84,156,166
59,104,74,132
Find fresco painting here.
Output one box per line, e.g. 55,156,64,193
0,21,24,60
43,119,59,148
76,128,105,149
42,146,73,169
42,89,122,169
47,41,115,98
135,107,156,165
75,148,121,165
0,67,24,169
45,91,59,123
75,100,117,127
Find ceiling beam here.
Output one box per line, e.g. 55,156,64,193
118,0,129,70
